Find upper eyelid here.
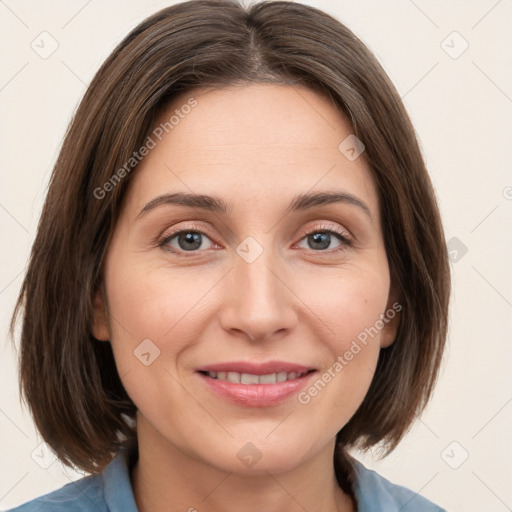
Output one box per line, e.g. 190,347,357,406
161,223,216,242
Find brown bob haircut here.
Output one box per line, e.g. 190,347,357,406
10,0,450,491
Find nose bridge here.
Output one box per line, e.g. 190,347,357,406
222,235,297,341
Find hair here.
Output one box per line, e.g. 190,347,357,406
10,0,450,504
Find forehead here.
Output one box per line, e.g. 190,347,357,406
123,84,379,219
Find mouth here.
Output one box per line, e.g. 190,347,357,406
198,369,315,384
195,361,317,407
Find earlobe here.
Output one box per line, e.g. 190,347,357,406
91,287,110,341
380,286,402,349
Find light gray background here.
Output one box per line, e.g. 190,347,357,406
1,1,511,510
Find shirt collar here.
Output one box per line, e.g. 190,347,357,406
102,447,139,512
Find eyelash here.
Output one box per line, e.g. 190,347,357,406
157,222,353,258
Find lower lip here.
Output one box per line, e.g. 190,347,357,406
197,372,316,407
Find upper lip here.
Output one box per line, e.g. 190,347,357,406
196,361,316,375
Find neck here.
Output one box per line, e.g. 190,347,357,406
131,423,355,512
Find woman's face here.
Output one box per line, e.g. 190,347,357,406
93,84,400,474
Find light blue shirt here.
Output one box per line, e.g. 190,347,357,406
7,449,445,511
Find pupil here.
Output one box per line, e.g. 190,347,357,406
179,232,201,251
310,232,330,250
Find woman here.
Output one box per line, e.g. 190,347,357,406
9,0,450,510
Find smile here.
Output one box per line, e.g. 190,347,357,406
196,362,317,407
202,370,312,384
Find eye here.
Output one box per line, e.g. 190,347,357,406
296,223,352,253
158,227,217,256
158,222,352,257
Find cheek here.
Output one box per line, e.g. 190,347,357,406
294,265,389,410
293,261,391,348
103,260,209,429
105,257,222,354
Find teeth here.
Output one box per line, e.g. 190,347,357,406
206,370,309,384
277,371,287,382
227,372,240,383
240,373,259,384
259,373,277,384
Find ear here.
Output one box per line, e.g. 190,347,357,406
379,282,402,349
91,286,110,341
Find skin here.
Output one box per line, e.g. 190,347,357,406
92,83,400,512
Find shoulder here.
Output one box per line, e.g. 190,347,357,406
6,448,138,512
352,459,446,512
5,473,107,512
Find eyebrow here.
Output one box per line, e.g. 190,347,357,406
136,190,372,220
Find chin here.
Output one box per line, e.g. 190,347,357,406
203,434,318,476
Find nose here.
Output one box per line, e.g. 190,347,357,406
218,244,298,343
